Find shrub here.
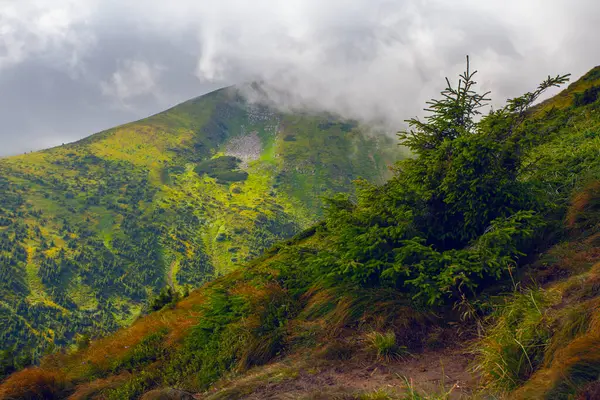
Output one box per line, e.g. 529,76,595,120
194,156,241,175
150,286,180,311
194,156,248,183
321,60,567,306
213,170,248,183
573,86,600,107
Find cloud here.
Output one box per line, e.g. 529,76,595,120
189,0,599,128
101,59,164,106
0,1,94,72
0,0,599,155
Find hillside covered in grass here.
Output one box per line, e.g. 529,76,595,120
0,84,400,373
2,61,600,399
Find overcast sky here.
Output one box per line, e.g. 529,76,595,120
0,0,598,156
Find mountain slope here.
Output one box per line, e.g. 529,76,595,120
2,65,600,399
0,85,400,369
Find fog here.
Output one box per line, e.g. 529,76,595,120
0,0,598,155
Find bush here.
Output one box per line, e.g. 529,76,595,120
194,156,241,175
194,156,248,183
213,170,248,183
573,86,600,107
318,59,568,306
150,286,180,311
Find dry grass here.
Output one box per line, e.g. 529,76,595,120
0,368,67,400
3,289,209,396
513,301,600,399
566,181,600,232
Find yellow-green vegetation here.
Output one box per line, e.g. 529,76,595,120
365,330,406,361
0,85,399,374
3,62,600,400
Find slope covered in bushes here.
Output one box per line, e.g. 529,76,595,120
3,61,600,399
0,84,399,373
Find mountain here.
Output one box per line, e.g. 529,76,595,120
0,85,401,369
2,64,600,399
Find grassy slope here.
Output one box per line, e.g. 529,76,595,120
0,85,400,368
2,67,600,399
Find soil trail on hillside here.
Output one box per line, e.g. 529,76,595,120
199,344,479,399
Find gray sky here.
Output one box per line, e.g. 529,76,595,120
0,0,599,156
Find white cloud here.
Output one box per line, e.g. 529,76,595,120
0,1,94,71
101,59,163,105
0,0,600,154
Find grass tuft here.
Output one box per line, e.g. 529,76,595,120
474,288,558,392
365,330,408,362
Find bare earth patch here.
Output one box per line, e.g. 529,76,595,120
199,343,479,399
225,132,262,168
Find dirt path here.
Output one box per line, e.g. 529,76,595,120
200,345,479,399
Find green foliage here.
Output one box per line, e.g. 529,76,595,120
573,85,600,107
150,286,180,311
160,280,296,390
6,62,600,399
314,58,568,305
111,328,169,373
0,84,396,370
195,155,241,174
194,155,248,182
212,170,249,183
381,211,543,304
106,370,159,400
398,60,568,248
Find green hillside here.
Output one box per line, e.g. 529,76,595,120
3,62,600,399
0,85,400,370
